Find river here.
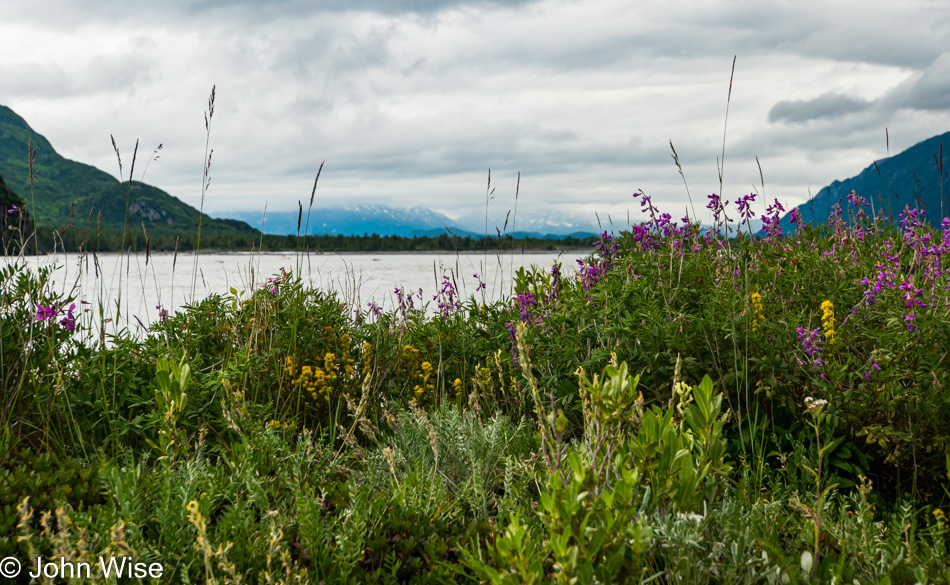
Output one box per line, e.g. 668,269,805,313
3,248,588,336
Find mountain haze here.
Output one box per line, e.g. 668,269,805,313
229,204,601,239
230,205,467,237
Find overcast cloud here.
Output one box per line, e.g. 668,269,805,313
2,0,949,229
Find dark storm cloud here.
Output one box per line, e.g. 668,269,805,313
768,93,872,124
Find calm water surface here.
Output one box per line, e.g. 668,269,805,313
5,248,587,335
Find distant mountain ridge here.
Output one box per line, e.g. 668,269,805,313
230,204,460,237
0,104,256,237
779,130,950,232
229,204,600,240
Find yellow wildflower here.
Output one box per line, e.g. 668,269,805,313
821,300,836,346
935,508,947,531
750,292,764,332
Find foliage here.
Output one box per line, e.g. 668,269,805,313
3,192,950,583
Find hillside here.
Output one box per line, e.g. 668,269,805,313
779,130,950,232
0,105,256,237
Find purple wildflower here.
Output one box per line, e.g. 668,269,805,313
796,326,824,369
59,303,76,332
433,275,461,317
847,191,868,207
472,273,487,291
736,192,757,222
864,359,881,381
365,301,382,318
35,305,59,323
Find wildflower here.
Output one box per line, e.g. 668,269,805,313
59,303,76,332
706,193,731,226
760,199,786,242
34,304,59,323
804,397,828,412
750,292,764,332
434,275,461,317
899,279,927,332
6,204,18,214
156,304,169,324
736,192,757,222
453,377,463,397
504,321,519,367
847,191,868,207
365,301,381,317
473,273,487,291
820,300,836,346
864,359,881,381
934,508,947,531
796,326,824,368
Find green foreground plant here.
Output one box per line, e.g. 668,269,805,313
2,198,950,583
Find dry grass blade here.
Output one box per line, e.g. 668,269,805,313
756,155,765,198
193,85,216,299
111,135,123,179
670,140,697,220
309,160,324,209
719,55,736,191
297,201,302,236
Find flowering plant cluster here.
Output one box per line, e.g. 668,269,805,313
35,302,77,332
433,274,461,318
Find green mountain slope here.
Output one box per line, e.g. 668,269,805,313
0,104,256,236
0,173,25,212
779,130,950,232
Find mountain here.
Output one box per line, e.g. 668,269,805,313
230,204,468,237
0,173,25,213
0,104,256,237
229,204,600,239
451,207,603,237
779,130,950,232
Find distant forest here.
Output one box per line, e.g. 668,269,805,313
3,223,599,255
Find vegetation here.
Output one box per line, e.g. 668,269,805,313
36,227,595,253
2,186,949,584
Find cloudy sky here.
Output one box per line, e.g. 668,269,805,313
2,0,949,230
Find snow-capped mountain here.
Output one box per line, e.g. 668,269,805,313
226,204,602,239
227,205,464,237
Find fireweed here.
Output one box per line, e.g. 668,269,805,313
34,302,77,332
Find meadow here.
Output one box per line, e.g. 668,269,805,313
1,189,949,584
